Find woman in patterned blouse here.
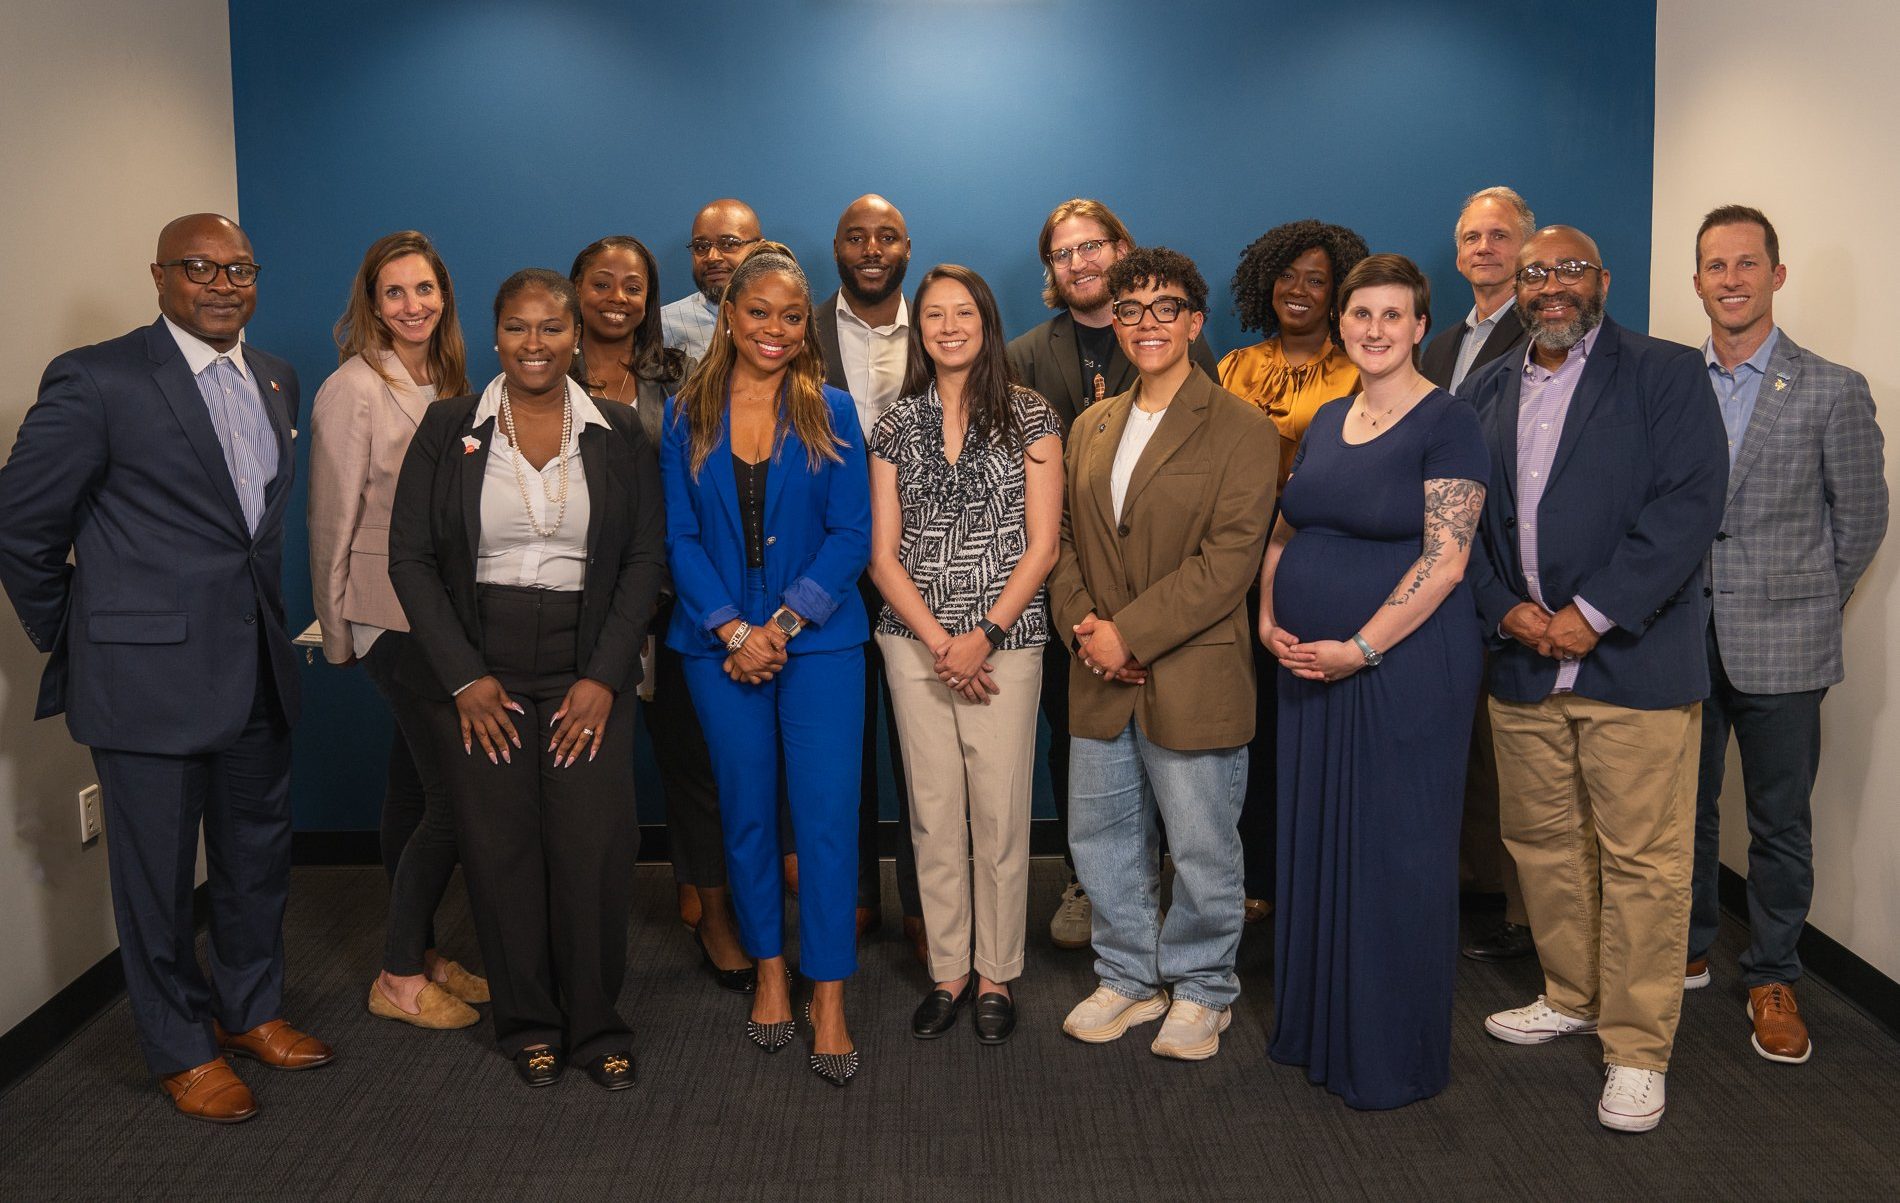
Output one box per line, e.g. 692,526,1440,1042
868,264,1063,1045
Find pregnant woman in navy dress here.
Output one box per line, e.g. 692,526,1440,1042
1261,254,1490,1109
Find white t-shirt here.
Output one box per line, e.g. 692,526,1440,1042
1110,403,1169,520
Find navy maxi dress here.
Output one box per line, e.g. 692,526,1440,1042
1268,389,1489,1109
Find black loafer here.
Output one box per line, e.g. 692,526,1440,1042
698,931,758,994
973,992,1016,1045
1462,920,1536,963
514,1046,563,1087
911,979,974,1039
584,1050,635,1091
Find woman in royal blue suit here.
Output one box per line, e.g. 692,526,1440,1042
661,241,871,1087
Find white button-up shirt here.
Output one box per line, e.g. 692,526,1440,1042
474,377,610,592
833,291,910,439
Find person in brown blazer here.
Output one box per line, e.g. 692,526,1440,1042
308,230,488,1029
1049,247,1277,1062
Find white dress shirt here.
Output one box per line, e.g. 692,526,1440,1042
833,292,911,439
473,376,610,592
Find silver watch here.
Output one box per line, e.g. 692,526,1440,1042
1351,633,1383,666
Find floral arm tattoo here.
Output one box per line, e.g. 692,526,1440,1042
1385,478,1486,608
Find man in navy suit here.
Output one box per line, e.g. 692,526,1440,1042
0,214,331,1123
1462,226,1726,1134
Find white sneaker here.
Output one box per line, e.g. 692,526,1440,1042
1150,998,1232,1061
1598,1065,1666,1132
1484,995,1599,1045
1062,985,1169,1043
1049,879,1092,949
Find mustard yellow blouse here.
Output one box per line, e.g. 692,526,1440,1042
1217,337,1359,491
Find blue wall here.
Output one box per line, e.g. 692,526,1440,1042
228,0,1658,830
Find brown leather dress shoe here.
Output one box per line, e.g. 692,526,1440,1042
1747,983,1812,1064
1243,898,1273,925
215,1018,335,1070
902,914,928,968
856,906,883,940
160,1057,257,1124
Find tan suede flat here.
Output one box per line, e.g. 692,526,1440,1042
367,980,479,1030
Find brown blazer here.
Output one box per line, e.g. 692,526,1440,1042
307,349,431,663
1048,367,1278,750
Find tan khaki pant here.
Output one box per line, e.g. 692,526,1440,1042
878,634,1041,983
1489,694,1699,1071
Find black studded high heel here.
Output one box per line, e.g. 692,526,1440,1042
804,1001,859,1087
747,968,797,1052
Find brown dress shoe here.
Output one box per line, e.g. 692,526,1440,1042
1685,956,1711,989
677,882,702,931
1243,898,1273,925
160,1057,257,1124
437,960,491,1004
215,1018,335,1070
368,980,479,1030
855,906,883,940
1747,983,1812,1064
902,915,928,968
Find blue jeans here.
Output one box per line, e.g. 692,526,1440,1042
1068,719,1247,1009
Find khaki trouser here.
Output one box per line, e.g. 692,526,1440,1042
1489,694,1699,1072
878,633,1041,983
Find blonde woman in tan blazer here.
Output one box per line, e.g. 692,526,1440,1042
1047,247,1276,1062
308,230,487,1029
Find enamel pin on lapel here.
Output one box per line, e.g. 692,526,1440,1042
1774,373,1789,391
462,435,482,455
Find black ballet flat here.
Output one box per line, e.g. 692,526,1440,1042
747,1016,796,1053
973,992,1016,1045
513,1046,563,1087
809,1049,860,1087
911,979,974,1039
698,931,758,994
584,1050,635,1091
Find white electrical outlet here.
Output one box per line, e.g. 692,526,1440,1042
78,784,102,844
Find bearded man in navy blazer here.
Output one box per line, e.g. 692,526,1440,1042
0,214,331,1124
1462,226,1727,1135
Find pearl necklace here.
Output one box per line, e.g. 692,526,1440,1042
500,382,572,539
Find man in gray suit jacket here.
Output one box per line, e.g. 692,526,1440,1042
1684,206,1887,1065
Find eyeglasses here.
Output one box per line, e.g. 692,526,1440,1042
1047,239,1113,268
1515,259,1602,288
687,235,761,257
1111,296,1194,326
157,258,261,287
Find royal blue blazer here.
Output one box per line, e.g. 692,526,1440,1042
1463,317,1728,710
660,384,870,658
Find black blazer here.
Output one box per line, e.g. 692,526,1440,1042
387,392,666,700
1005,309,1219,436
1421,304,1525,392
0,319,300,754
811,290,851,391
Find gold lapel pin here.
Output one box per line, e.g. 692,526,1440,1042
1773,375,1789,391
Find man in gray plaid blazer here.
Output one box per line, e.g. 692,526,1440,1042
1686,205,1888,1065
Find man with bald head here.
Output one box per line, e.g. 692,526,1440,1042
1461,225,1726,1133
810,193,926,953
0,213,328,1123
659,197,762,360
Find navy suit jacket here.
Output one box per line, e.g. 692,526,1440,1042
660,384,870,657
0,318,301,753
1463,316,1728,710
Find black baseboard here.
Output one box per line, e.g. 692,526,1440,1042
1717,865,1900,1039
0,885,208,1097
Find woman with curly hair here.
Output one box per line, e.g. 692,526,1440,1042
1219,219,1367,927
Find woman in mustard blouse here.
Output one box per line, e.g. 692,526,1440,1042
1217,219,1367,923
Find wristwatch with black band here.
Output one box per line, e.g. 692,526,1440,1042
977,618,1007,648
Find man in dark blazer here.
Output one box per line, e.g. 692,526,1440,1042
0,214,328,1123
1683,205,1887,1065
808,193,925,959
1465,226,1726,1134
1003,198,1218,949
1421,186,1536,964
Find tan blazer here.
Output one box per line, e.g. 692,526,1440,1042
1048,367,1278,750
307,349,432,663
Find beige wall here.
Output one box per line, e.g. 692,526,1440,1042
0,0,237,1034
1652,0,1900,981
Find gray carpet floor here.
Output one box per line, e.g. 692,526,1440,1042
3,859,1899,1201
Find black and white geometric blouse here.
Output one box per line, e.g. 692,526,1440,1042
870,383,1063,650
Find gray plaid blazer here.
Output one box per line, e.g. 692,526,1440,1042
1708,330,1887,693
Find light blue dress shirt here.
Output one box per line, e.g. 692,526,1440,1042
164,316,278,534
659,291,719,362
1703,327,1781,469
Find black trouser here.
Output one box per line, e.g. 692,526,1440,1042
1040,639,1074,872
1240,628,1278,900
857,575,921,917
364,631,462,975
92,670,292,1076
427,585,639,1061
650,598,725,888
1689,622,1826,985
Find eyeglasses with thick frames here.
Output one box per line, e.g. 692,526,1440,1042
1111,296,1194,326
1515,259,1602,288
688,235,761,257
157,258,261,287
1047,239,1113,268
